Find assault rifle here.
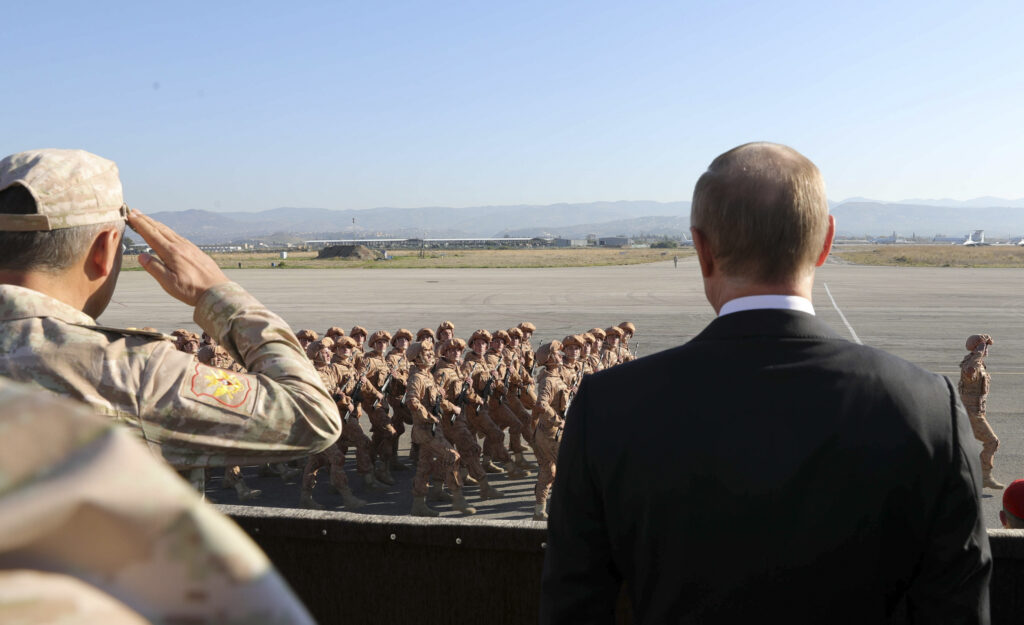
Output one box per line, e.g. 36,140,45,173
373,355,405,408
452,363,478,424
497,360,513,406
430,392,443,436
479,373,495,403
564,368,584,415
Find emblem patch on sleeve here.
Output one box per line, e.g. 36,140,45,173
186,363,256,412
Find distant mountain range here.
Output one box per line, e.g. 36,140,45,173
146,197,1024,244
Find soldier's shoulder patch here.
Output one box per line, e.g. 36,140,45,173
182,362,257,414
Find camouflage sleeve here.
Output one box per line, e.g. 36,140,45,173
534,375,562,428
403,372,431,423
0,380,315,624
137,282,340,468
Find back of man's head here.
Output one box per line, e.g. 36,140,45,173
691,142,829,284
1001,479,1024,529
0,149,127,274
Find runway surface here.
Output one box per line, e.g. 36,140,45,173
102,258,1024,527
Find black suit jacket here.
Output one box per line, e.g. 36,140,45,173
540,309,990,624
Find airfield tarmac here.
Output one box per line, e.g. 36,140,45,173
102,257,1024,528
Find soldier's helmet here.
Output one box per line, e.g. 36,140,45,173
604,326,624,339
470,329,492,346
441,337,467,357
306,339,334,366
369,330,392,347
296,329,319,342
334,336,357,350
436,320,455,335
518,321,537,334
392,328,414,345
507,327,524,341
350,326,368,340
407,339,435,366
581,332,596,345
325,326,345,339
562,334,585,350
535,340,563,366
589,327,606,341
416,327,435,342
618,321,636,336
492,330,511,345
966,334,994,352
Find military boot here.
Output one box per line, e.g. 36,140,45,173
338,486,367,510
374,460,396,486
299,491,324,510
504,461,528,479
533,499,548,522
411,496,439,517
409,443,420,468
452,492,477,515
478,477,504,500
428,482,453,503
482,455,505,474
983,470,1006,489
234,480,262,502
363,472,387,492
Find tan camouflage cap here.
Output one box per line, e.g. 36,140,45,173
0,149,129,231
589,327,606,340
470,329,492,345
369,329,392,346
436,320,455,333
605,326,624,338
334,336,357,349
518,321,536,333
561,334,584,349
507,327,524,340
325,326,345,339
535,340,563,365
349,325,368,339
392,328,414,344
618,321,636,335
443,337,467,353
492,330,511,344
416,327,435,341
581,332,596,344
296,329,319,342
966,334,994,351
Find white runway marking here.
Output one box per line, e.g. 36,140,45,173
823,283,862,345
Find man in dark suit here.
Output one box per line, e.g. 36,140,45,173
540,143,991,624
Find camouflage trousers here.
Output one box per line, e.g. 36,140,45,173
967,407,999,472
485,399,526,454
338,417,373,474
465,402,511,462
506,392,535,448
443,414,487,482
302,444,349,492
410,424,460,497
365,404,395,463
533,426,560,504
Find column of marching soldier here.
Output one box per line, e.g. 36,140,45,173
160,320,639,520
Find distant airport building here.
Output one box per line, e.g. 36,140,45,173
554,238,589,247
598,236,631,247
304,237,538,250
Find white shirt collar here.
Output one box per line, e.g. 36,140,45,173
718,294,815,317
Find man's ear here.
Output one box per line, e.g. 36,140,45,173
86,227,121,280
691,227,714,278
815,215,836,267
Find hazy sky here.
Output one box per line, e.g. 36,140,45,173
4,1,1023,213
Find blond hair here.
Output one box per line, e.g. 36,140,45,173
691,142,828,283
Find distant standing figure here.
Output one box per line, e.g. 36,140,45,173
673,255,678,268
959,333,1004,489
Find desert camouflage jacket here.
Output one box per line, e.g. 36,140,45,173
0,282,340,468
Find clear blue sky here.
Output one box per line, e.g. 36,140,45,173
4,1,1022,212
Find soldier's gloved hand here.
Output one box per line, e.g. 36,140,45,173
127,210,230,306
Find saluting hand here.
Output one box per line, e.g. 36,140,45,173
128,210,229,306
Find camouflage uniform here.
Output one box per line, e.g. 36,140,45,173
0,378,315,624
958,334,1003,488
434,340,503,500
600,326,623,369
618,321,637,363
358,330,398,484
485,333,529,461
463,331,518,474
386,331,414,469
403,340,466,516
532,342,568,521
0,282,340,469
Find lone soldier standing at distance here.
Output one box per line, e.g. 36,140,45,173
959,333,1004,489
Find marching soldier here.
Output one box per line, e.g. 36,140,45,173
349,325,368,361
330,336,388,493
532,341,569,521
464,330,523,477
296,329,318,351
580,332,600,374
387,329,414,470
486,330,532,475
959,334,1004,489
560,334,586,389
403,339,475,517
618,321,637,363
601,325,624,369
358,329,399,485
298,338,370,510
435,338,504,500
508,326,537,411
588,327,606,372
435,320,455,356
518,321,537,371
